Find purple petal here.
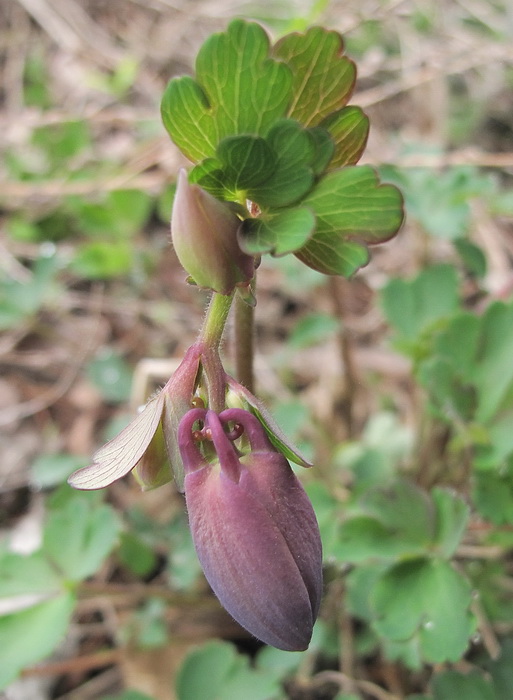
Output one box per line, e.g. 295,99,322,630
185,465,318,651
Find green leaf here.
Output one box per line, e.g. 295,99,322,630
248,119,316,207
0,592,75,689
305,481,341,559
381,264,459,343
167,514,202,591
473,465,513,525
273,26,356,126
454,238,487,278
432,670,495,700
474,302,513,423
296,166,404,276
333,480,435,563
0,551,62,600
118,533,158,577
72,241,133,279
216,135,276,190
189,158,227,198
371,558,474,663
176,641,281,700
307,126,336,174
161,20,292,162
239,207,315,256
485,638,513,700
289,312,340,349
322,106,369,168
43,493,121,581
431,488,469,558
31,453,89,489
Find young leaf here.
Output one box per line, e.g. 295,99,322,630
238,207,315,256
161,20,292,162
248,119,316,207
216,135,276,190
322,106,369,168
296,166,404,276
273,26,356,126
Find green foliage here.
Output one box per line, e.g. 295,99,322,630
431,670,495,700
176,641,283,700
0,593,76,689
381,264,459,355
380,164,494,240
0,250,62,329
0,490,120,689
162,19,403,278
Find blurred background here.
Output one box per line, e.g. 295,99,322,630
1,1,513,699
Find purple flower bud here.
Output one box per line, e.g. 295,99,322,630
171,170,255,294
179,408,323,651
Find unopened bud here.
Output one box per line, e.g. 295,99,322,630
171,170,255,294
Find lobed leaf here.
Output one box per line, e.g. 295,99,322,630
371,558,474,663
322,106,369,168
296,166,404,276
161,20,292,162
273,26,356,127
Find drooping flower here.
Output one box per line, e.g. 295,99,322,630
179,407,323,651
171,169,255,294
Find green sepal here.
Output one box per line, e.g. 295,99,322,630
225,375,312,468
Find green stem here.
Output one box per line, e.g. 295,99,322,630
198,292,234,413
199,292,234,349
234,288,255,392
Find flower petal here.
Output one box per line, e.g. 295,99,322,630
185,466,315,651
68,391,165,490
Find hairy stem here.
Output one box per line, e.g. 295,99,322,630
199,291,234,349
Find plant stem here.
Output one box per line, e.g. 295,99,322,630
199,292,234,349
234,288,255,392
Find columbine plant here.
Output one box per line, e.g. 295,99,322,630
69,19,403,650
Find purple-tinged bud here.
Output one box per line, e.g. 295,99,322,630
179,408,323,651
171,170,255,294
